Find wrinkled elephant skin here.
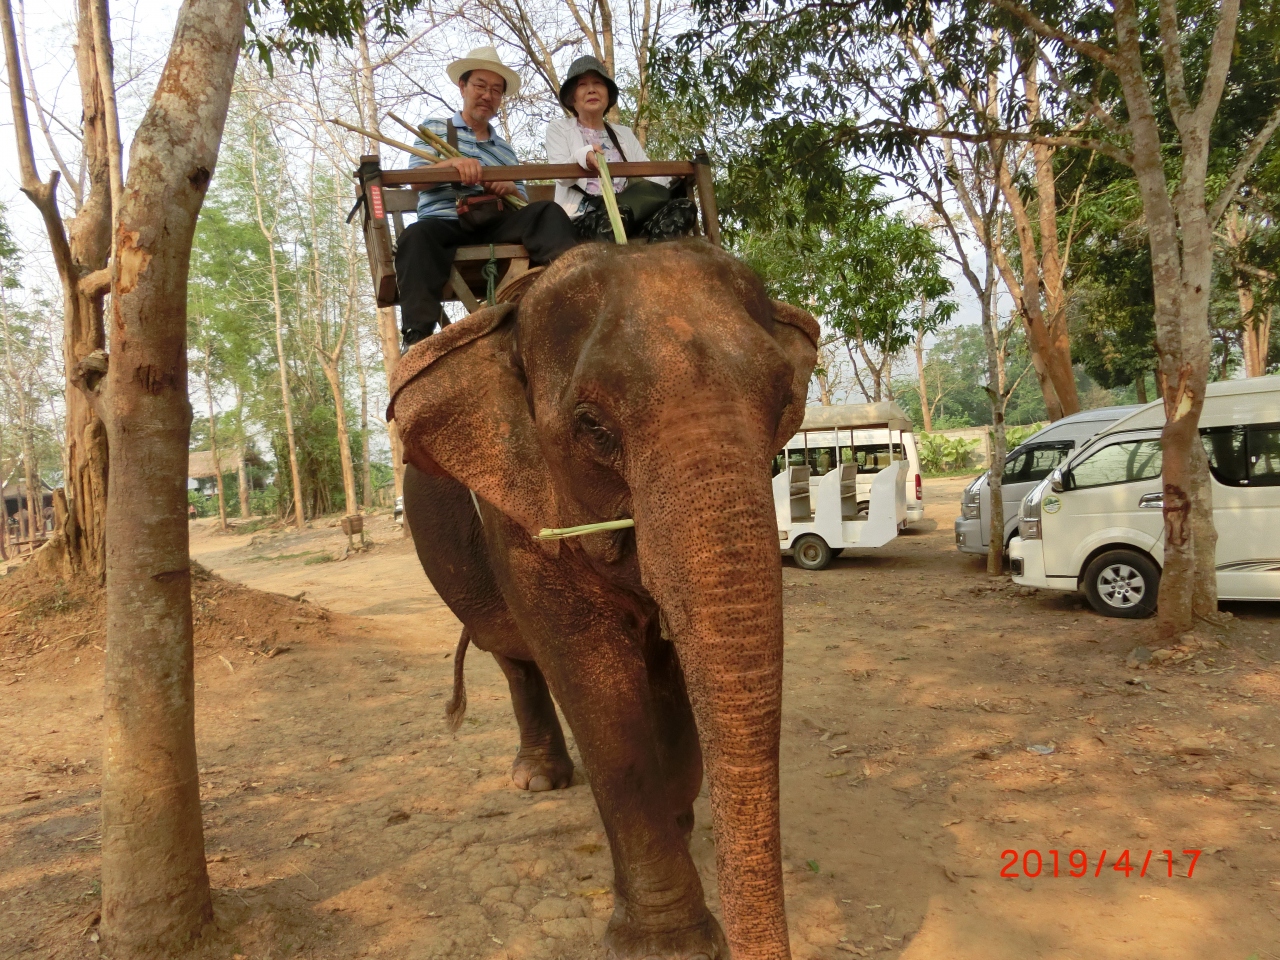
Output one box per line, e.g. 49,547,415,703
390,241,818,960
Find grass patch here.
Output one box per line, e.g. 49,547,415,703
302,553,335,565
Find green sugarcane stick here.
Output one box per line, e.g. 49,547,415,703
328,117,441,164
388,110,528,209
593,153,628,245
537,518,635,540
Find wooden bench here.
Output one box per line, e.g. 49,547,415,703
353,156,722,311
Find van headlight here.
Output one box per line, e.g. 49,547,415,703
960,473,984,519
1019,480,1045,540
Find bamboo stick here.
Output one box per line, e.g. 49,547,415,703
328,117,440,164
386,111,527,209
594,153,628,245
537,518,635,540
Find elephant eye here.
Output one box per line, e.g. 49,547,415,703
574,406,618,456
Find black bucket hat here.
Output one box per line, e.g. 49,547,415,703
559,55,619,114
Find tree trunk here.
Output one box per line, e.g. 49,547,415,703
355,335,373,510
235,387,250,518
248,131,305,530
354,21,407,512
1135,373,1148,404
22,424,39,537
914,323,932,431
1,0,110,578
203,349,227,530
320,359,359,516
98,0,247,954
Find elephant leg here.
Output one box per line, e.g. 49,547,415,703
643,631,703,840
492,653,573,792
537,637,725,958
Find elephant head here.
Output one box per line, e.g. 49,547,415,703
390,241,818,959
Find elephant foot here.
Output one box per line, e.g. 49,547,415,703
510,747,573,792
604,909,727,960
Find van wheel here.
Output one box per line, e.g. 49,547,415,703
792,534,833,571
856,501,870,519
1082,550,1160,619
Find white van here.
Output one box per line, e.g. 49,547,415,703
955,406,1141,555
773,402,913,569
1010,377,1280,617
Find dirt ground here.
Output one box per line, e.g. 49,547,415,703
3,478,1280,960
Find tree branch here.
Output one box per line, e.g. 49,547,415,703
2,0,41,192
1208,102,1280,228
856,119,1133,166
991,0,1119,72
88,0,124,263
15,0,81,205
1192,0,1241,133
1155,0,1192,131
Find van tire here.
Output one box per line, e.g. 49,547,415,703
792,534,833,571
1082,550,1160,619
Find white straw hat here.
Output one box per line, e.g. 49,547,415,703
446,46,521,99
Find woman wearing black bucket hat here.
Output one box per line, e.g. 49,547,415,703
545,55,696,241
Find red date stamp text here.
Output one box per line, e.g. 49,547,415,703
999,849,1201,879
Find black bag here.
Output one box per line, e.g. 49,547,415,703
573,124,673,235
447,120,507,231
456,193,505,231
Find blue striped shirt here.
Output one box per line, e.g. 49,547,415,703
410,112,528,219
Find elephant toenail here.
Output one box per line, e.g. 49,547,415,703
528,774,552,791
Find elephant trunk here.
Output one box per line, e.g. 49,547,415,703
631,429,789,960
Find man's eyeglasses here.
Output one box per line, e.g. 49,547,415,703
466,80,506,98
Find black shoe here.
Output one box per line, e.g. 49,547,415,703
575,204,634,242
644,199,697,241
401,328,428,355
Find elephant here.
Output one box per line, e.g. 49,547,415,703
389,240,819,960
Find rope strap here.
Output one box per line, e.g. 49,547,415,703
482,243,499,306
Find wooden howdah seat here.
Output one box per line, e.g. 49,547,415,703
352,154,722,313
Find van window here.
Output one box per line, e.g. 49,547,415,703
1248,424,1280,486
1201,427,1248,484
855,444,894,473
1201,423,1280,487
807,447,839,476
1070,438,1162,489
1004,442,1073,483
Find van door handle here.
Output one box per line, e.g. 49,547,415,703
1138,492,1164,509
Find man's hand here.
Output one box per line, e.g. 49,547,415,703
486,180,520,198
583,144,604,174
436,155,483,185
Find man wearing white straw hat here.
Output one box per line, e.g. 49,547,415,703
395,46,577,351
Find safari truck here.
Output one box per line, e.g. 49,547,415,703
1010,376,1280,617
772,403,911,570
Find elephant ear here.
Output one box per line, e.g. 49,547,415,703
769,299,820,449
388,303,552,534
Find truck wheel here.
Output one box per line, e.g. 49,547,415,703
1082,550,1159,619
792,534,833,571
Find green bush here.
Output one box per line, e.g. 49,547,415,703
917,432,981,474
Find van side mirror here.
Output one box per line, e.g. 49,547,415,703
1050,472,1065,493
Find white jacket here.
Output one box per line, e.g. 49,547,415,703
544,116,668,217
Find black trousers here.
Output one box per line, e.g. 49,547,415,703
395,199,577,340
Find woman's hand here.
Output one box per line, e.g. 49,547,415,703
436,155,483,185
582,144,604,173
486,180,520,198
